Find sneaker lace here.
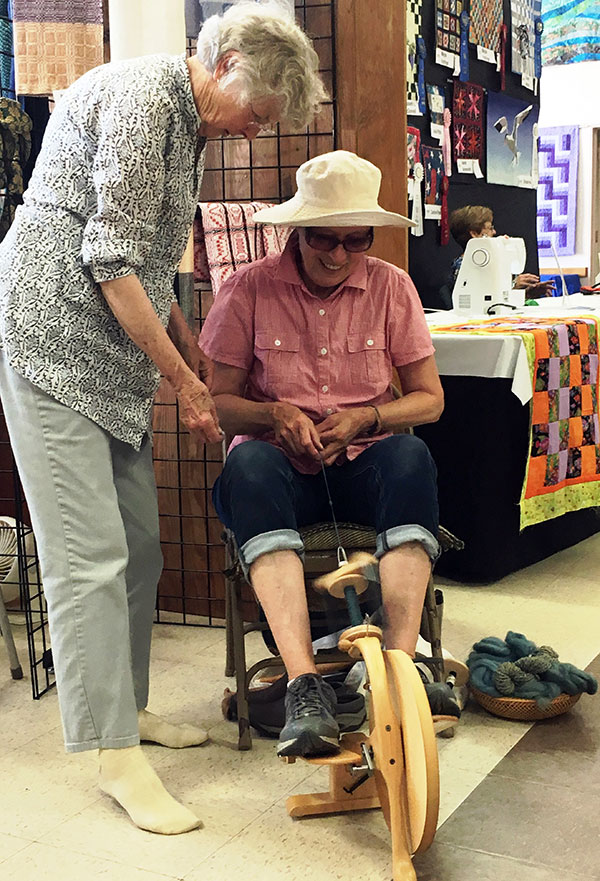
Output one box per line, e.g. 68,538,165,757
290,677,325,719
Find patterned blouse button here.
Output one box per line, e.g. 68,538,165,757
320,347,328,355
322,385,328,392
274,339,281,346
367,338,374,346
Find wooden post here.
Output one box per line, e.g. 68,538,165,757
334,0,408,269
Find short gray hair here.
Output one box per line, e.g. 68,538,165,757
196,1,328,131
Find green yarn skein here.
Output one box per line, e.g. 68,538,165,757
493,662,535,695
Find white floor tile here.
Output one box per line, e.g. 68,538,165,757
0,831,34,864
0,841,182,881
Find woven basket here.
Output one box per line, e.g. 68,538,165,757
471,688,582,721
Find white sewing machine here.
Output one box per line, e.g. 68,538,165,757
452,236,527,315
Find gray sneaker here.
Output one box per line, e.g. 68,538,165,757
277,673,340,758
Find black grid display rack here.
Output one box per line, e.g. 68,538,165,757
0,411,54,699
154,0,337,628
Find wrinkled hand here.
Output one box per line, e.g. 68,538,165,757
317,408,373,466
271,402,322,460
177,379,222,445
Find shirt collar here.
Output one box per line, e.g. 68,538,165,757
275,231,369,295
176,54,202,136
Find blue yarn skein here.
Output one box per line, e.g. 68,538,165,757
467,631,598,708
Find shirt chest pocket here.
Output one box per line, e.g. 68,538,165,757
347,332,389,384
255,331,301,387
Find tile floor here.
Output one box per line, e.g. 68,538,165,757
1,534,599,880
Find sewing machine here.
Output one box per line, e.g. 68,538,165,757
452,236,527,315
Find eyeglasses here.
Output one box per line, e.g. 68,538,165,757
250,107,276,135
304,227,374,253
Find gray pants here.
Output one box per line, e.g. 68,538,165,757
0,352,163,752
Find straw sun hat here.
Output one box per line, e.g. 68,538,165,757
252,150,415,228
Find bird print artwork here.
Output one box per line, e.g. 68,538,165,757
486,91,539,188
493,104,533,165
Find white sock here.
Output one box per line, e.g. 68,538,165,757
99,745,201,834
137,709,208,748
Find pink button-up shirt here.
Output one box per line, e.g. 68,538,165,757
200,235,434,473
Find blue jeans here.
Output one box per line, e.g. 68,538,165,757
213,435,439,576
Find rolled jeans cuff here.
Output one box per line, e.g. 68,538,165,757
375,525,440,563
239,528,305,579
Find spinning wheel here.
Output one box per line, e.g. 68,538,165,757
284,553,450,881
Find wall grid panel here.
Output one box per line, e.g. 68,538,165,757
154,0,336,626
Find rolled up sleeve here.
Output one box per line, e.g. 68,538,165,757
81,91,170,283
199,271,257,370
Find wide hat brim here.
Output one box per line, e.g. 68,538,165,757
252,196,416,228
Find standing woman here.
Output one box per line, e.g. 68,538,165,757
0,1,325,834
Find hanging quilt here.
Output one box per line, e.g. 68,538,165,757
486,90,539,188
433,315,600,529
0,0,15,99
542,0,600,66
407,126,421,179
537,126,579,258
511,0,542,80
435,0,465,58
0,97,32,241
406,0,423,115
198,201,291,295
426,83,446,145
421,144,445,221
12,0,104,95
469,0,503,54
407,126,421,204
452,80,484,174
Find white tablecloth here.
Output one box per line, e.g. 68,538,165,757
425,295,600,404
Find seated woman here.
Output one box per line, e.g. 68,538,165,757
200,151,456,759
448,205,554,299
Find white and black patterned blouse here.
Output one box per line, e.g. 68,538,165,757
0,54,205,449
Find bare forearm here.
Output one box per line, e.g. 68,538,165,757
100,275,195,394
375,392,444,433
213,393,276,435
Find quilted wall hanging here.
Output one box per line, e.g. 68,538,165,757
426,83,445,140
511,0,542,81
542,0,600,65
486,90,539,188
537,126,579,258
407,0,423,115
421,144,445,221
435,0,464,57
452,80,484,176
434,0,470,75
12,0,104,95
469,0,503,55
407,126,421,181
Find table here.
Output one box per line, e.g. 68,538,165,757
414,297,600,582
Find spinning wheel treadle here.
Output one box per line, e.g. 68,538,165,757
285,626,440,881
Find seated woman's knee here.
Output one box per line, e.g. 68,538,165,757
223,440,287,488
386,434,436,474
